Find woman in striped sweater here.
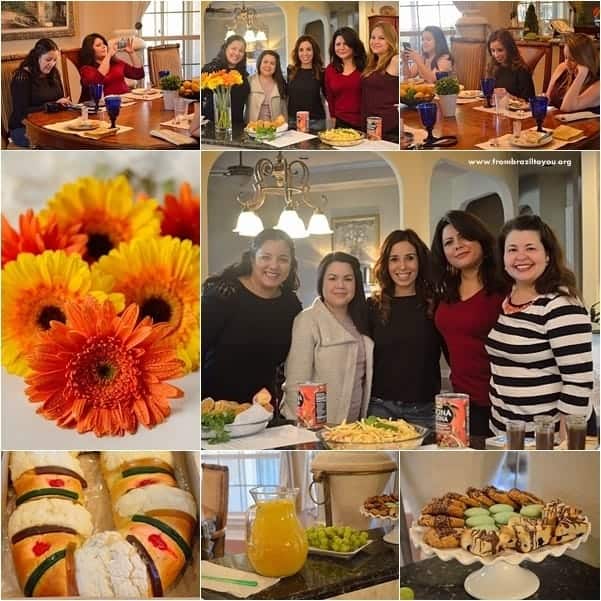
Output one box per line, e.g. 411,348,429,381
486,215,593,436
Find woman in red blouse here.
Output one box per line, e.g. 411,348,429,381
324,27,366,129
78,33,145,102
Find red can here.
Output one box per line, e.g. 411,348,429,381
296,111,309,133
366,116,383,140
435,393,470,447
297,383,327,428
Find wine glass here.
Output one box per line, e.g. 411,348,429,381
480,77,495,108
529,95,549,132
417,102,437,145
89,83,104,113
104,95,122,129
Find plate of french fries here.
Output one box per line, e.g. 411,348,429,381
318,128,365,146
317,416,428,450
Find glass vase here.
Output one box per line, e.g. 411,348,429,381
213,86,232,135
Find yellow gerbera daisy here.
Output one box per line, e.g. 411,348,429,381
43,175,160,263
92,236,200,373
2,250,124,376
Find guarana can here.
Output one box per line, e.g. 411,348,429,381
366,116,383,140
297,383,327,428
296,111,309,133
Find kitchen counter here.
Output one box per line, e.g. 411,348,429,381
201,528,399,599
398,555,600,599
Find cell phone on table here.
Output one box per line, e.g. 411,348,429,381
402,42,412,51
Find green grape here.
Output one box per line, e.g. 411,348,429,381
400,587,415,600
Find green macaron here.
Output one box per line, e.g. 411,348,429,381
464,507,490,518
494,511,521,525
466,515,496,528
520,504,544,518
489,504,515,514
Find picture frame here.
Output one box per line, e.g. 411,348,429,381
2,2,75,41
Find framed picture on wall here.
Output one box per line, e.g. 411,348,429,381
2,2,75,41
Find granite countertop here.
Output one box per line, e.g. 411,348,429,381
398,556,600,600
201,528,399,599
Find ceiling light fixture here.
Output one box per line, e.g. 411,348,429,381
224,2,268,43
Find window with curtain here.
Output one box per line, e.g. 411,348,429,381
141,0,200,78
517,2,569,24
399,1,462,50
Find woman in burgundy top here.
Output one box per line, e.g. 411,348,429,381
361,21,399,138
79,33,145,102
431,210,507,437
324,27,366,129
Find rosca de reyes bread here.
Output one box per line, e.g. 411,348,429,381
10,452,87,506
8,497,93,597
115,484,197,595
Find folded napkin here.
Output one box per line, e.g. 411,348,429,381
476,127,585,150
201,561,279,598
200,424,318,450
263,130,317,148
44,119,133,138
556,111,599,122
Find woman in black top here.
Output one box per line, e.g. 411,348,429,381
201,34,250,125
9,38,70,147
486,29,535,101
202,229,302,404
367,230,441,430
287,35,326,128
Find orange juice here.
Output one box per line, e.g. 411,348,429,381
247,498,308,577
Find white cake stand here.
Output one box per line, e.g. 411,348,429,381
410,521,591,600
361,506,399,544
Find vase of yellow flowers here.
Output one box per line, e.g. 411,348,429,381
201,69,243,136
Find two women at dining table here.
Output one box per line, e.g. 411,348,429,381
8,38,71,148
78,33,144,101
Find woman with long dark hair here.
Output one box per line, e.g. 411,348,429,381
367,230,441,429
431,210,507,436
79,33,144,101
486,215,593,436
324,27,367,129
402,26,453,83
9,38,70,147
287,35,326,125
486,29,535,100
247,50,288,123
202,34,250,124
202,229,302,403
283,252,373,424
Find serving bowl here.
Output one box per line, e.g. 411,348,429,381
317,424,428,450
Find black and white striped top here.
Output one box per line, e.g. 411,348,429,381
485,293,593,434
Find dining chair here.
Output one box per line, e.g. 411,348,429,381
450,37,488,91
1,52,30,148
201,463,229,558
148,43,182,86
516,41,553,92
59,48,82,102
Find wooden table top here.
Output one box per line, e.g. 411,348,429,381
400,100,600,150
24,97,199,150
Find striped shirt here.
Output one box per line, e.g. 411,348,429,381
485,293,593,434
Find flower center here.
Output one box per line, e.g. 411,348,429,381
139,296,172,323
96,362,117,381
86,233,113,260
37,305,66,330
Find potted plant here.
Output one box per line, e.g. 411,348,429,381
435,77,460,117
159,74,182,110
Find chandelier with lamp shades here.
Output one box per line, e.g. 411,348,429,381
224,2,267,43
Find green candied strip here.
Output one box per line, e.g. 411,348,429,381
121,466,174,478
16,488,78,506
24,548,66,597
132,514,193,562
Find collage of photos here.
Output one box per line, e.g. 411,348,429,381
1,1,599,601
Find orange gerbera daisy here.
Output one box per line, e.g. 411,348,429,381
2,210,87,267
25,298,185,437
159,183,200,244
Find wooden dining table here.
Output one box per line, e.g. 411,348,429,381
400,99,600,150
24,96,199,149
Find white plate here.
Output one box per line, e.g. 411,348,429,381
245,123,288,138
458,90,482,99
132,87,158,95
308,540,372,559
202,418,270,440
509,132,554,148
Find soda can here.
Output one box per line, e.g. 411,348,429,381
435,393,470,447
296,111,309,133
366,116,383,140
297,383,327,428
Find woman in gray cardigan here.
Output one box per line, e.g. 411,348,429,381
283,252,373,424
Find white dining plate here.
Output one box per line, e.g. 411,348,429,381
65,120,101,131
202,418,270,440
132,87,158,95
308,540,372,559
245,123,288,138
458,90,482,99
509,132,554,148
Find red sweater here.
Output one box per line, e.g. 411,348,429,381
324,65,362,128
79,59,145,101
435,289,504,407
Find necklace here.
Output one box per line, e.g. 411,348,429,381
507,295,535,309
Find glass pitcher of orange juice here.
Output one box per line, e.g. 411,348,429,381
246,486,308,577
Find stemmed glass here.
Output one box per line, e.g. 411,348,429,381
105,95,122,129
480,78,495,108
529,95,549,132
417,102,437,146
89,84,104,113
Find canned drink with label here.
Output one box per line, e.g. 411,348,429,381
435,393,470,447
366,116,383,140
296,111,309,133
297,383,327,428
